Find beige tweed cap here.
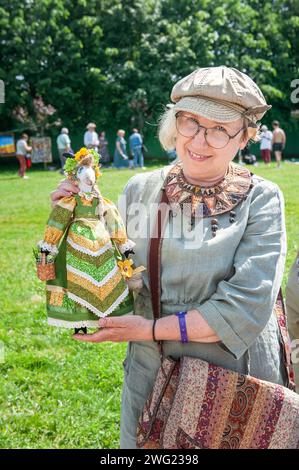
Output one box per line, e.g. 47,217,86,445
171,66,271,124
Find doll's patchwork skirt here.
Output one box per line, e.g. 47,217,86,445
46,219,133,329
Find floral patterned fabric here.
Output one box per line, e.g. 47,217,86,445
137,356,299,449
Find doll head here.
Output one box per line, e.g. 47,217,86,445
64,148,102,190
76,161,96,193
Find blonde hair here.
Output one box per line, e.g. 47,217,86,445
158,107,260,150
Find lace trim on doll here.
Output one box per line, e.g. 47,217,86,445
37,240,59,256
118,239,136,254
66,237,113,257
66,264,119,287
67,287,131,317
48,318,99,328
78,190,99,201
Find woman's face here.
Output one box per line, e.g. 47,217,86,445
175,112,249,184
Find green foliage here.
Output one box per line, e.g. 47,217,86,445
64,156,77,175
0,0,298,136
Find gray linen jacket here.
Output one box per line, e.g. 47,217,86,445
119,164,288,449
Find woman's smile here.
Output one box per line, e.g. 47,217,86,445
187,148,212,162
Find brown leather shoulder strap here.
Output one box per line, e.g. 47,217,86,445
275,289,296,390
148,189,169,320
148,189,170,361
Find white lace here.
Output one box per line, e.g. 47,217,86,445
37,241,58,256
48,318,99,328
66,236,112,257
118,239,136,254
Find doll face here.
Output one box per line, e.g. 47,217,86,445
76,165,96,189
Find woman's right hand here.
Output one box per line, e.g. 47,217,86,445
50,179,79,206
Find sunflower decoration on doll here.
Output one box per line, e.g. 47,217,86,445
35,147,145,335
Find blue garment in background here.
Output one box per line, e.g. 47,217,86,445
129,132,144,167
114,136,129,168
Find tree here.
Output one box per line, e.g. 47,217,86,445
0,0,298,136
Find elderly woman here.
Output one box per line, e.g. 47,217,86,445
114,129,129,169
51,66,289,449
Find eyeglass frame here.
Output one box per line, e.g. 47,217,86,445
175,111,247,149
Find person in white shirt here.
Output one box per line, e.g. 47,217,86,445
260,124,273,166
84,123,99,152
56,128,71,173
16,133,32,179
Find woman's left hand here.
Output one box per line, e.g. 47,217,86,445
73,315,153,343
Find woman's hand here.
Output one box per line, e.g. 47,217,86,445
73,315,153,343
72,310,219,344
50,179,79,206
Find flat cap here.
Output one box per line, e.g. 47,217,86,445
171,66,271,123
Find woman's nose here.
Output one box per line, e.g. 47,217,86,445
191,127,208,147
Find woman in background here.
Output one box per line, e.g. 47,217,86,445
16,133,32,179
114,130,129,169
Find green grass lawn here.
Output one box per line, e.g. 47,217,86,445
0,160,298,449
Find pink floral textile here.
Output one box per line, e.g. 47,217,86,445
137,356,299,449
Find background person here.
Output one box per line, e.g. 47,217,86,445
129,128,145,169
260,124,272,166
114,129,129,169
272,120,286,168
98,131,110,167
84,122,99,151
56,127,71,173
16,133,32,179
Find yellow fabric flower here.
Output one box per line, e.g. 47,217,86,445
75,147,89,161
95,166,102,179
117,259,134,278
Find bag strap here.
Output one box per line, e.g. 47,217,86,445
148,188,169,360
148,187,295,388
275,289,296,390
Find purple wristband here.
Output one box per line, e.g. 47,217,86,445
175,311,188,343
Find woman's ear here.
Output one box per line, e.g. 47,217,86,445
239,135,250,150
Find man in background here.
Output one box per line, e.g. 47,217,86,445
129,128,145,169
56,127,71,173
272,120,286,168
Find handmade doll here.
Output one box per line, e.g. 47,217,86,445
35,147,143,334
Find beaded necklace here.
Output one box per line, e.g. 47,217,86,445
164,161,253,236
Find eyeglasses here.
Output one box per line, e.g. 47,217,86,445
175,112,245,149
